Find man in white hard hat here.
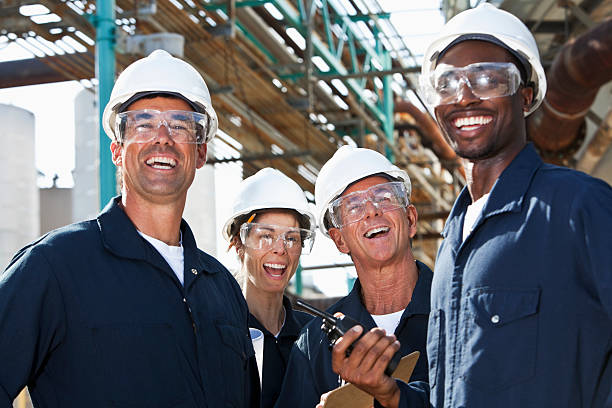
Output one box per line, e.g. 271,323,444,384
329,4,612,408
275,145,432,408
0,50,259,408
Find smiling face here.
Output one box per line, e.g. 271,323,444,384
241,211,302,295
433,41,533,163
110,96,207,205
328,176,417,269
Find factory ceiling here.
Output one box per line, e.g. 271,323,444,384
1,0,610,265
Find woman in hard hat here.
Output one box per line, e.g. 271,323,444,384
222,168,316,408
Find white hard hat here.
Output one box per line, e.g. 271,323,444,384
421,3,546,116
222,168,316,242
102,49,219,142
314,145,411,237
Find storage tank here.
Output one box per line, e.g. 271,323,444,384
72,89,99,222
183,145,217,256
0,104,39,269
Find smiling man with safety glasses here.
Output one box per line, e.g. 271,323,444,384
276,145,432,408
327,4,612,408
0,50,259,408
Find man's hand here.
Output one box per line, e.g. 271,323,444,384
330,325,401,408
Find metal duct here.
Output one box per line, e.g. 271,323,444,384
527,18,612,154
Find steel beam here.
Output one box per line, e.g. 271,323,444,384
270,0,387,124
0,53,94,88
95,0,117,209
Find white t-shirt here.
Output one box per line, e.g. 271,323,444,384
371,309,404,335
463,192,490,241
138,231,185,285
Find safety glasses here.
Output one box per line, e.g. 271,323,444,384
328,181,409,229
239,223,315,255
420,62,522,107
115,109,210,144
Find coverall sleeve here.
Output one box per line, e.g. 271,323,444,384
385,380,430,408
572,180,612,405
0,245,67,406
571,180,612,320
274,342,322,408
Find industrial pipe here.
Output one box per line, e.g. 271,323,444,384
394,100,457,162
527,18,612,153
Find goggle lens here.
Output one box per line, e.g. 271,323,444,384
239,223,315,255
328,181,409,229
420,62,522,106
115,109,210,144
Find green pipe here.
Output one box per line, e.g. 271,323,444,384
95,0,116,209
382,51,394,161
295,262,303,295
270,0,386,124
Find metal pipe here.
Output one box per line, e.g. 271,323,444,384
394,100,457,162
527,18,612,153
96,0,116,208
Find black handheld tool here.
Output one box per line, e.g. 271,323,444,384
296,299,400,376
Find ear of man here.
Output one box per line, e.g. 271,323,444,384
329,227,350,254
110,141,123,166
521,86,534,113
196,144,208,169
406,205,418,239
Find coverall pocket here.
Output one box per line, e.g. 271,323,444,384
215,320,255,362
90,323,191,408
427,309,444,388
214,320,256,407
461,288,540,391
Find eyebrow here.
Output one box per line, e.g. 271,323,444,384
133,111,155,120
168,111,191,121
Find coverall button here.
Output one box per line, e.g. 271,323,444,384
491,314,500,324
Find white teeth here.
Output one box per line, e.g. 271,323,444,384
264,263,286,269
453,116,492,128
146,156,176,168
365,226,389,238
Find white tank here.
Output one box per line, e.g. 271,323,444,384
183,145,217,256
72,89,100,222
0,104,39,269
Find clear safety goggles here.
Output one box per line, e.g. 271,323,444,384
115,109,210,144
328,181,409,229
239,222,315,255
420,62,522,107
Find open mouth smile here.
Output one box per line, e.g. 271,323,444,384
452,115,493,131
263,262,287,278
145,156,177,169
364,226,390,239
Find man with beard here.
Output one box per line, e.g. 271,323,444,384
326,4,612,408
0,50,259,408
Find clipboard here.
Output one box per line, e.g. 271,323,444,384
322,351,420,408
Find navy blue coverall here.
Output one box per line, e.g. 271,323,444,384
275,261,432,408
248,296,312,408
0,197,259,408
397,144,612,408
